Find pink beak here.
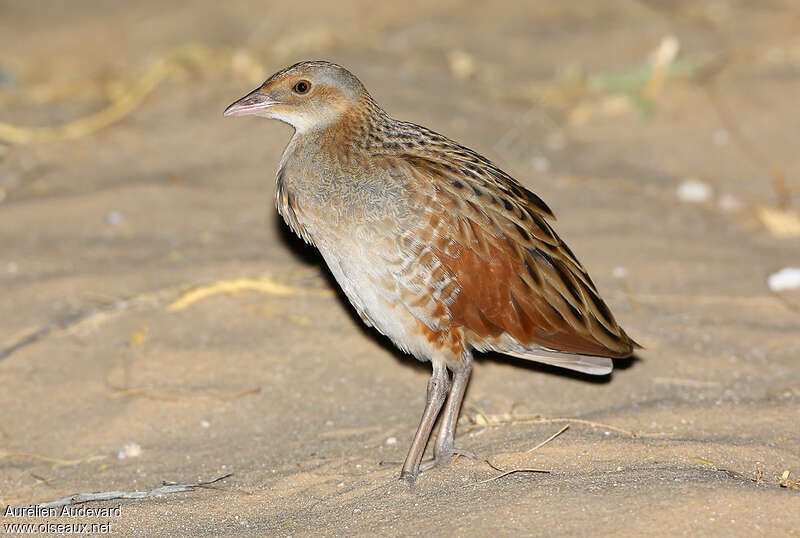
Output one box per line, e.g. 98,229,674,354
223,89,278,117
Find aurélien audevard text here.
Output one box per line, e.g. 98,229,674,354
4,504,122,517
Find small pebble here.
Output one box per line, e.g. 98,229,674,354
767,267,800,292
676,179,712,203
200,420,211,428
447,50,476,80
6,262,17,276
718,192,743,212
531,156,550,173
106,210,125,226
385,436,398,446
546,131,566,151
712,128,729,146
612,266,628,279
0,68,15,89
117,442,142,459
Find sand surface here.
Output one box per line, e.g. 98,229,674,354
1,1,799,535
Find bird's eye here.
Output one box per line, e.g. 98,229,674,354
293,80,311,94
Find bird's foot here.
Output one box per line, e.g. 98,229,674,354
397,448,479,487
399,469,418,488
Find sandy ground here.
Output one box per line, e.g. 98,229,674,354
1,1,799,536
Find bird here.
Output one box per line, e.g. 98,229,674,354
224,60,639,485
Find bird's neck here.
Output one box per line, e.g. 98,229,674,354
298,96,391,149
275,98,401,233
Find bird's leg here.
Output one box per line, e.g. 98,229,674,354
399,363,450,485
430,353,473,468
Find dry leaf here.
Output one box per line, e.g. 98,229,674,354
447,50,476,80
757,206,800,238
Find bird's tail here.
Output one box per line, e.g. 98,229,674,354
502,348,614,375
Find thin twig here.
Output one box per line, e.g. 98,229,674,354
0,273,331,362
19,473,233,509
526,425,570,453
0,451,106,469
165,276,333,312
693,457,800,490
470,467,551,486
106,383,260,402
780,470,800,491
465,427,568,487
30,473,54,486
0,45,216,145
0,292,168,362
459,413,669,439
467,457,550,487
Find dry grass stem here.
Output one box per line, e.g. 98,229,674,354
0,451,106,469
166,276,333,312
18,473,233,509
106,382,261,402
0,45,218,144
467,457,550,487
526,425,570,453
460,412,669,439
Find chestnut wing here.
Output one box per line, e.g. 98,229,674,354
387,151,637,369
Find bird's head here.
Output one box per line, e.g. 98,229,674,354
224,60,368,133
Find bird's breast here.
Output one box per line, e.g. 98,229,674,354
277,152,416,242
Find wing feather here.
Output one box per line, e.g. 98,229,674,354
377,150,638,365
